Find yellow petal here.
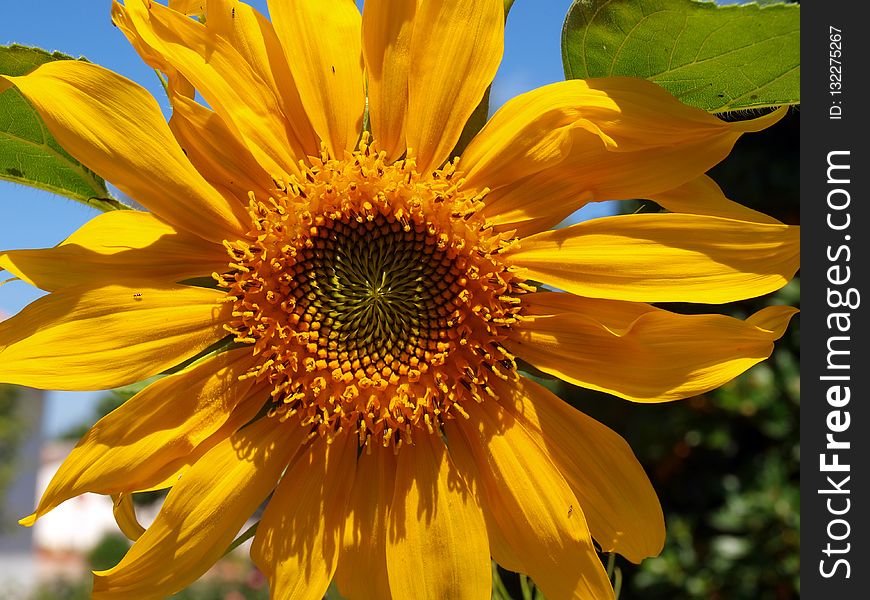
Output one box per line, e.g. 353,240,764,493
267,0,365,158
19,349,260,527
386,434,490,600
509,291,799,402
649,175,781,224
169,0,205,16
115,0,304,177
334,447,396,600
492,375,663,562
115,0,197,100
361,0,417,161
406,0,504,173
747,304,798,336
205,0,319,157
91,416,299,600
111,493,145,542
251,433,358,600
0,61,248,244
462,78,784,235
506,213,800,303
168,94,274,201
463,79,618,191
482,174,595,240
447,402,614,600
0,283,229,390
0,210,227,292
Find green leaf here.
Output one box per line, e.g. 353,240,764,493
0,44,124,211
561,0,800,112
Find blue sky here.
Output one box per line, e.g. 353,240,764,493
1,0,606,436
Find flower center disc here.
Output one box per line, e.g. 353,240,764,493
220,141,525,448
297,214,459,374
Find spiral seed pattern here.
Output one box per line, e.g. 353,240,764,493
219,140,527,448
293,214,464,374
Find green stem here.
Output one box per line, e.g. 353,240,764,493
519,574,535,600
491,562,512,600
606,553,624,600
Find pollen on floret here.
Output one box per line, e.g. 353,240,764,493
218,136,528,450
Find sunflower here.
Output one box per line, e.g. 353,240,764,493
0,0,799,598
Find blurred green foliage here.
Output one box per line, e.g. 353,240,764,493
87,533,132,573
0,384,25,525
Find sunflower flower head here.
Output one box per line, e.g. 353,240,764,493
0,0,799,599
222,136,523,448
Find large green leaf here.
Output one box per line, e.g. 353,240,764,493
562,0,800,112
0,44,124,211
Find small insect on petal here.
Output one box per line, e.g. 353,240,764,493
133,293,143,300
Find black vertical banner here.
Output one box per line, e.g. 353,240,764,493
801,2,870,597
